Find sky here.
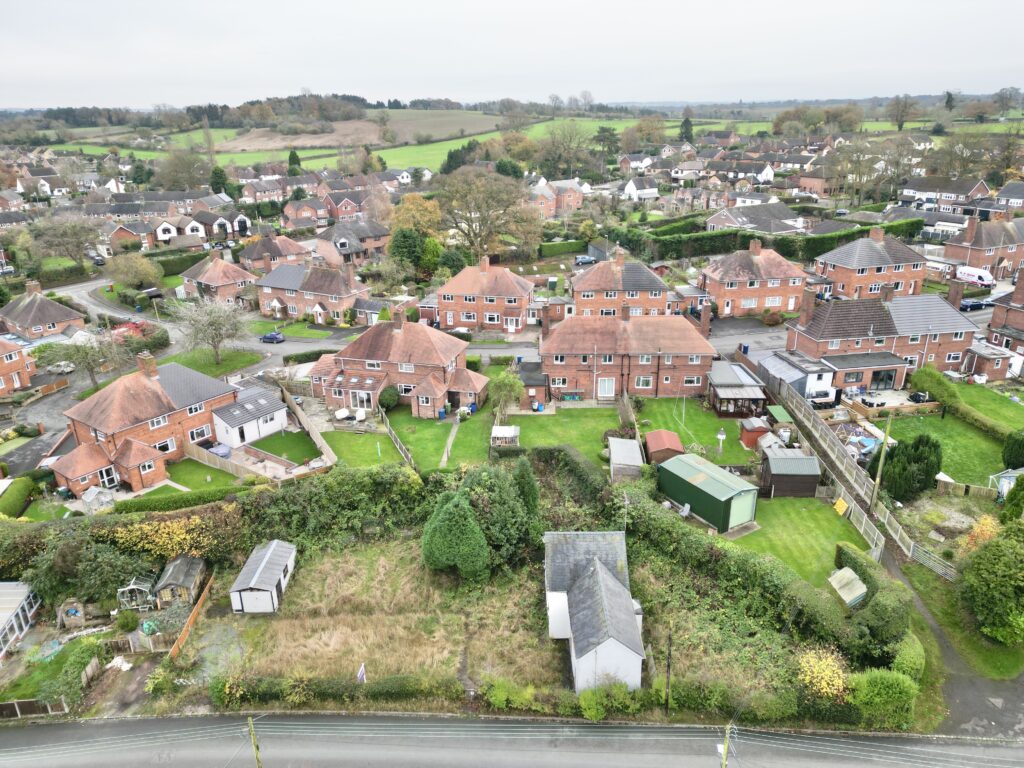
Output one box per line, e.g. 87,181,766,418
3,0,1021,110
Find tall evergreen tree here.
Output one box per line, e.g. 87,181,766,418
208,165,228,194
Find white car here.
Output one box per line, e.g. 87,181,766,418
46,361,76,374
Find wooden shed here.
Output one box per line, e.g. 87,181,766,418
657,454,758,533
760,447,821,497
608,437,644,482
739,417,771,449
155,555,207,610
644,429,684,465
230,539,297,614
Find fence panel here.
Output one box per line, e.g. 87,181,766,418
183,443,265,481
377,408,416,471
910,544,957,581
169,575,214,660
280,384,337,466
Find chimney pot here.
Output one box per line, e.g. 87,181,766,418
24,280,42,296
868,227,884,242
136,351,158,379
749,239,762,255
479,255,489,272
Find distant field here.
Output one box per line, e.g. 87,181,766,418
165,127,241,148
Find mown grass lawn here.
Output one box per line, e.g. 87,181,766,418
446,401,494,468
141,485,182,498
252,431,321,464
903,563,1024,680
160,348,262,378
384,406,451,472
161,275,184,290
0,435,33,456
20,498,69,522
166,458,238,489
732,498,866,588
322,430,402,467
878,413,1002,486
507,407,619,467
637,398,752,465
249,319,332,340
956,383,1024,431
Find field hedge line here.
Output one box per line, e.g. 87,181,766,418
112,485,248,514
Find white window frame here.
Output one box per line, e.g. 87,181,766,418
635,375,653,389
149,415,168,430
945,352,962,363
417,395,431,406
460,311,477,321
828,339,841,350
189,425,210,443
553,354,565,364
683,375,702,386
580,291,595,299
187,403,204,416
551,377,567,388
638,354,652,364
366,361,382,370
398,384,414,395
399,363,414,373
140,461,155,474
601,354,613,364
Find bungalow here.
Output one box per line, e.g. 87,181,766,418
705,202,805,234
152,215,205,244
256,263,370,324
0,281,86,340
180,257,257,304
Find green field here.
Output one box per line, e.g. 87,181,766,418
321,430,403,467
878,413,1002,486
165,127,240,148
252,430,321,464
160,348,262,378
141,485,182,498
733,498,867,587
166,458,238,489
161,275,184,290
507,407,620,467
637,398,752,465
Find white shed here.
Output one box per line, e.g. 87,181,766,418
213,379,289,449
230,539,297,614
608,437,644,482
829,567,867,608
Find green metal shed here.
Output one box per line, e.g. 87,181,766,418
657,454,758,533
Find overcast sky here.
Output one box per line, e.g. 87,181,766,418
4,0,1020,109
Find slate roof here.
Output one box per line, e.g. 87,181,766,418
997,181,1024,201
809,219,856,235
567,558,645,659
440,263,533,298
518,361,546,387
213,381,284,428
886,295,978,335
256,264,360,296
316,219,390,244
543,531,629,593
0,292,84,329
797,298,898,340
541,316,715,357
231,539,296,593
155,555,204,592
239,235,308,264
702,247,805,282
947,219,1024,249
337,320,467,367
904,177,985,195
572,259,668,293
816,233,920,269
707,202,802,233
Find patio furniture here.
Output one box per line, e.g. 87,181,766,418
354,409,366,423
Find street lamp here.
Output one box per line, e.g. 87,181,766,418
716,427,727,455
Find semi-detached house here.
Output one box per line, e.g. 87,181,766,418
943,217,1024,279
0,338,33,395
180,257,257,304
700,239,806,317
814,228,924,300
256,263,370,324
0,281,86,340
436,257,534,334
570,250,676,317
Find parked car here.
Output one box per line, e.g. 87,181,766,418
46,361,76,374
92,255,106,267
959,298,994,311
0,265,15,276
835,209,850,216
574,255,597,266
260,330,285,343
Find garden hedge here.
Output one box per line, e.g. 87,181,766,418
0,477,35,518
538,240,586,257
151,250,207,276
531,445,607,505
890,631,926,682
113,485,246,514
208,673,462,709
283,348,338,365
847,669,918,730
835,542,913,664
39,263,88,286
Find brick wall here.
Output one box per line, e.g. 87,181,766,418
701,276,804,317
542,353,712,399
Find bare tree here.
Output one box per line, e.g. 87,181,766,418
201,115,216,167
579,90,594,112
548,94,564,117
536,120,590,177
165,298,247,366
885,95,919,132
565,95,581,112
994,87,1022,116
34,335,132,390
30,217,97,268
154,149,210,189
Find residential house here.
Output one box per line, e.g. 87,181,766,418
705,201,806,234
619,176,660,202
617,154,653,175
0,281,85,340
786,287,977,391
282,198,328,229
660,142,696,158
543,531,643,694
323,190,369,220
436,256,534,334
181,257,257,304
814,228,924,299
191,192,235,213
900,177,991,215
279,174,322,199
152,215,205,244
702,130,740,147
730,191,779,208
314,219,390,267
540,315,715,400
192,209,252,240
0,211,29,229
0,191,24,211
987,279,1024,356
943,217,1024,278
700,240,806,317
570,249,675,317
995,181,1024,209
310,314,488,418
528,184,557,218
52,353,238,497
0,338,33,395
239,180,283,204
238,234,312,274
256,263,370,324
104,221,156,252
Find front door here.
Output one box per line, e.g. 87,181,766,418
99,466,118,488
598,377,615,399
237,426,246,443
10,372,19,388
787,295,796,311
445,312,454,326
505,316,519,332
723,299,732,316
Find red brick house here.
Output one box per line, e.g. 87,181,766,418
900,177,991,215
313,219,390,268
0,338,33,395
814,228,925,300
180,257,257,304
240,180,284,204
571,250,675,317
282,199,328,229
540,315,716,401
238,234,312,274
310,314,488,419
256,263,370,324
943,217,1024,278
323,190,368,220
52,353,238,497
785,287,977,391
987,279,1024,356
436,257,534,334
0,281,86,340
700,240,806,317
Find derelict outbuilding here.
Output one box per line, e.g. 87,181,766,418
230,539,297,614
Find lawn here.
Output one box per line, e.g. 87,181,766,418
637,398,752,466
166,458,238,490
0,435,33,456
0,635,108,700
955,383,1024,431
903,563,1024,680
141,485,182,498
878,413,1002,486
732,498,867,588
20,498,69,522
252,430,321,464
321,430,403,467
446,401,494,467
160,275,184,290
249,319,332,340
384,406,452,472
160,348,262,378
507,407,620,467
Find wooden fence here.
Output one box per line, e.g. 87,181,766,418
377,407,416,470
169,575,214,660
183,442,265,482
0,697,68,719
280,384,337,466
240,444,296,469
845,398,937,420
936,477,999,501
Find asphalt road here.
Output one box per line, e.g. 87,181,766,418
0,715,1021,768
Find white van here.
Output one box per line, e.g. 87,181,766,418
956,266,995,287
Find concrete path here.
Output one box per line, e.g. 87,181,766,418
438,420,460,469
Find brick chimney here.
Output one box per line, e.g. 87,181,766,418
868,227,884,242
798,287,817,327
1012,273,1024,307
621,301,630,321
615,244,626,266
345,260,356,288
700,302,712,337
393,304,404,328
24,280,41,296
479,255,490,272
748,238,762,256
880,283,895,302
946,279,966,309
964,216,979,244
136,351,158,378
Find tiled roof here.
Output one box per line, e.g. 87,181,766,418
440,263,533,299
702,248,805,282
816,234,920,268
0,292,83,329
886,295,978,335
337,320,467,367
543,531,629,593
997,181,1024,200
112,439,163,469
447,366,489,393
796,298,897,340
239,235,308,264
947,220,1024,249
572,259,668,293
181,257,256,286
51,443,112,480
567,558,645,659
541,316,715,356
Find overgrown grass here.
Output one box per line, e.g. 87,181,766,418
252,431,321,464
384,406,452,472
733,498,867,588
166,459,238,490
508,408,620,467
903,563,1024,680
322,430,403,467
637,398,752,465
0,635,98,700
878,413,1002,486
909,610,947,733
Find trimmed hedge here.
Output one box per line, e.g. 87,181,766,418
835,542,913,665
465,354,481,372
909,366,1012,441
489,355,514,367
39,263,88,286
123,325,171,354
890,631,926,682
0,477,35,518
538,240,586,257
151,250,207,276
847,669,918,731
208,673,462,709
113,485,246,514
283,348,338,365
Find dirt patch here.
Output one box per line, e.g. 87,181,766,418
898,490,998,555
216,121,381,151
81,656,159,717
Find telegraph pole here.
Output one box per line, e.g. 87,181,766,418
247,717,263,768
867,413,893,514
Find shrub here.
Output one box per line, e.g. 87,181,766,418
797,648,847,702
378,385,400,411
447,330,472,342
959,520,1024,645
421,493,490,581
0,477,35,518
361,674,426,701
283,348,338,365
405,306,420,323
14,423,41,438
38,637,108,706
465,354,481,372
113,485,244,514
1001,475,1024,524
847,669,918,731
835,542,912,664
460,464,540,568
481,678,546,713
512,457,539,517
116,609,140,633
531,446,607,505
578,688,607,721
867,432,941,502
153,251,207,276
890,631,925,683
1004,430,1024,471
489,355,514,367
